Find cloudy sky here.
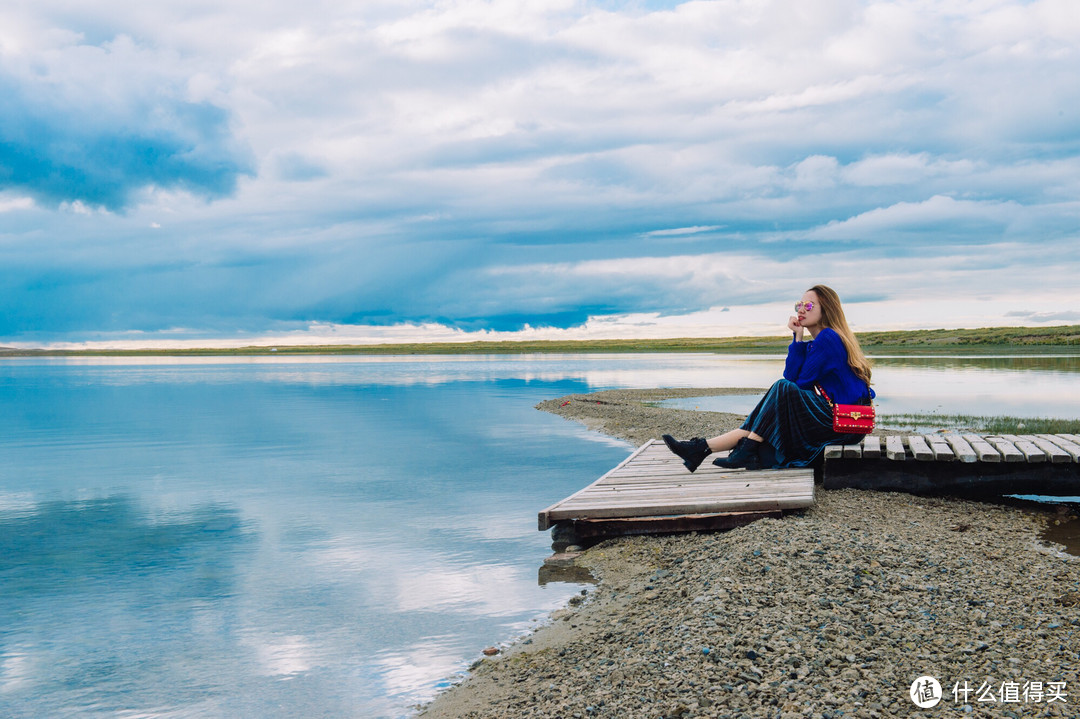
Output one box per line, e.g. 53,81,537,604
2,0,1078,347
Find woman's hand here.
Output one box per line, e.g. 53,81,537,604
788,315,805,341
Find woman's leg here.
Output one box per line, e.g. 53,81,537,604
708,381,804,469
738,378,834,467
705,428,763,452
663,390,771,471
709,430,766,469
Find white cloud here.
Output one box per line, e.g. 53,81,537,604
643,225,723,237
790,154,840,191
2,0,1080,342
840,153,977,187
808,195,1021,239
0,196,34,212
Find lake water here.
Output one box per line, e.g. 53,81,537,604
658,354,1080,420
1,353,1079,718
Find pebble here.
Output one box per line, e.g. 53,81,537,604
418,390,1080,718
422,489,1080,718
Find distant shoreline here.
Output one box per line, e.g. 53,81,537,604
2,324,1079,357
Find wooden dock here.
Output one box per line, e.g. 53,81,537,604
822,432,1080,495
539,432,1080,547
539,439,814,544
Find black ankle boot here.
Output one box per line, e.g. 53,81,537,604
661,434,711,473
712,437,762,470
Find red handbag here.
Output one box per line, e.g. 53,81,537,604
816,386,875,434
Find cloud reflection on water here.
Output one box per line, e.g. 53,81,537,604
0,497,255,713
390,562,541,617
246,634,318,679
13,354,1074,717
6,353,783,391
0,496,253,599
373,634,473,700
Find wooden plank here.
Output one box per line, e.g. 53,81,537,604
564,497,812,509
983,436,1026,463
549,487,814,511
962,434,1001,463
603,466,800,481
633,451,712,461
580,474,813,491
907,435,935,461
885,435,907,461
843,442,862,459
1059,433,1080,445
600,475,747,484
861,435,881,459
593,473,811,488
561,483,812,500
632,447,692,459
998,434,1047,463
557,491,815,511
608,465,806,478
545,494,812,522
562,478,813,500
564,510,785,541
539,440,656,530
824,445,845,459
1042,434,1080,462
604,466,732,478
563,487,810,501
542,434,818,530
561,496,816,510
615,457,747,470
925,435,956,461
1023,435,1073,464
942,434,978,463
562,483,813,502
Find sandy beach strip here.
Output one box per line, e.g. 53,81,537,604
419,389,1080,719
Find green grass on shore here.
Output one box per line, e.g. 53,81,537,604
879,413,1080,435
2,324,1080,357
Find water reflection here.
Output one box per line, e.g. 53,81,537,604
387,559,541,616
0,363,625,718
2,353,1078,718
374,635,476,699
0,497,251,598
0,498,253,715
871,355,1080,372
658,354,1080,419
21,352,1078,420
2,353,785,391
246,633,318,679
538,563,599,586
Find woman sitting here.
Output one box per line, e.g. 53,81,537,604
663,284,875,471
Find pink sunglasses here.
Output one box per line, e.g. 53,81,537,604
795,301,815,313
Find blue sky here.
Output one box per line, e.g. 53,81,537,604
2,0,1079,347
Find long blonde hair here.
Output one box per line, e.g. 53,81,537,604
808,284,872,386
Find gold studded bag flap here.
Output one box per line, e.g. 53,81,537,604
815,384,875,434
832,403,875,433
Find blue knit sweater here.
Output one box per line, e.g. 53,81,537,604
784,327,875,405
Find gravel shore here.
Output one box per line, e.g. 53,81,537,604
419,389,1080,719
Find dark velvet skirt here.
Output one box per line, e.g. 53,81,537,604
740,379,865,468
